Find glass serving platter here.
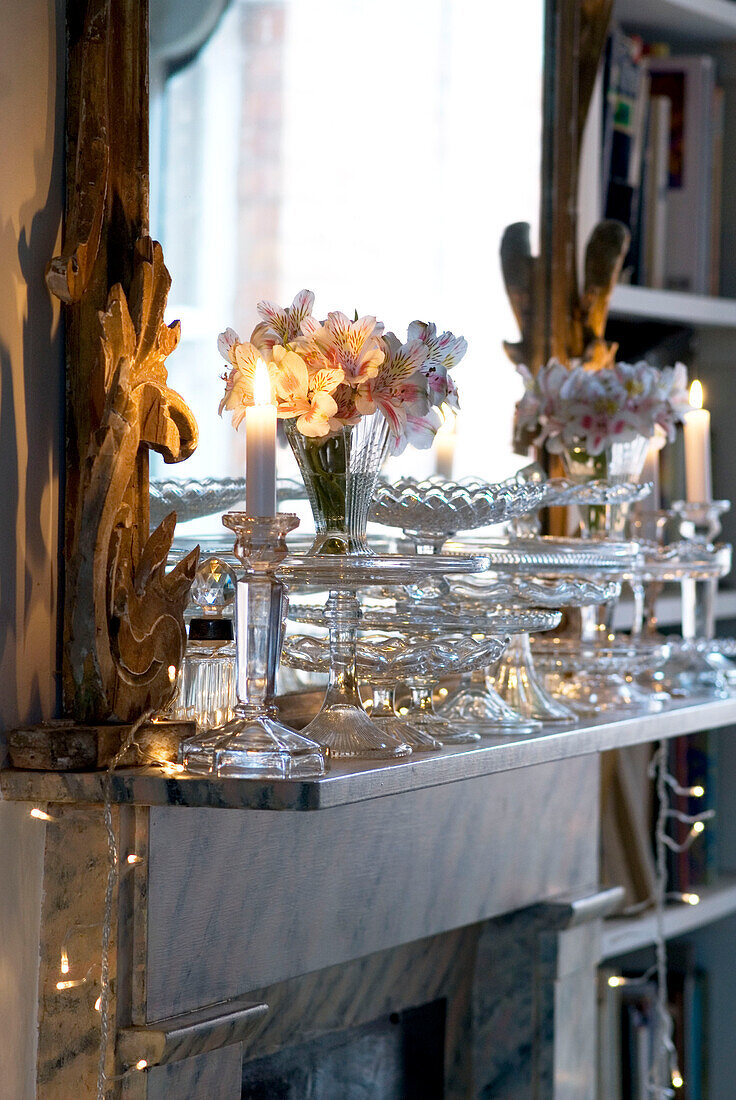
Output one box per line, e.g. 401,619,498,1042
445,575,621,610
151,476,310,527
443,535,641,575
632,540,732,582
538,479,652,508
287,602,561,637
532,634,671,715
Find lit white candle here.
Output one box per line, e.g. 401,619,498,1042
434,413,456,479
245,359,277,516
684,379,712,503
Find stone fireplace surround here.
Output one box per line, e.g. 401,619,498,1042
7,698,734,1097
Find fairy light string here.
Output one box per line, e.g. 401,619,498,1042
96,709,154,1100
609,741,713,1097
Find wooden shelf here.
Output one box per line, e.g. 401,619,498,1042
616,0,736,42
600,876,736,959
610,284,736,328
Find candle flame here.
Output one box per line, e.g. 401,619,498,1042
253,359,272,406
689,379,704,409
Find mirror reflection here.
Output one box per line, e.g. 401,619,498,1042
150,0,545,526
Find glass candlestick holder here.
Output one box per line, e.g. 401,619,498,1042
179,512,327,779
672,500,730,642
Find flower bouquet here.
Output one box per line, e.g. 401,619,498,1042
514,357,690,535
219,290,466,553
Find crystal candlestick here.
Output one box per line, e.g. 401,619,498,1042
672,500,730,641
179,513,326,778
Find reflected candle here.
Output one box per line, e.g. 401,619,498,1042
684,379,712,503
245,359,277,516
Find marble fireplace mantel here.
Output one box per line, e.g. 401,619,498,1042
3,696,734,1099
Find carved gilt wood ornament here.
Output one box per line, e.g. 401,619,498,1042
501,0,621,378
47,0,199,724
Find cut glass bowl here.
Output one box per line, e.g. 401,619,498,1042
370,476,548,548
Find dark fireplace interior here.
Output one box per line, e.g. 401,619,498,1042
241,1000,447,1099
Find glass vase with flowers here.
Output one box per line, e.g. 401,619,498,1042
218,291,466,554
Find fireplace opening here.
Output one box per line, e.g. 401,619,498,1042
242,998,446,1099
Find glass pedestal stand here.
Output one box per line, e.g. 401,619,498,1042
492,632,576,723
179,513,327,779
667,501,733,695
281,625,506,750
368,685,444,752
277,554,488,759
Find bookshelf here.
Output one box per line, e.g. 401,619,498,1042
600,875,736,960
616,0,736,42
610,285,736,327
591,4,736,1092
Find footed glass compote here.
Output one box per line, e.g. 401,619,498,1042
533,635,670,716
276,553,489,759
289,601,559,735
179,513,327,779
446,536,639,721
371,476,548,554
281,630,508,747
641,513,734,697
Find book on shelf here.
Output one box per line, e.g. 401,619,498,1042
599,33,723,296
647,54,716,296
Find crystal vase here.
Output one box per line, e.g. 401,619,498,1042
560,435,650,538
285,413,391,555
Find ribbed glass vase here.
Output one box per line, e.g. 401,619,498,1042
284,414,391,554
560,434,649,538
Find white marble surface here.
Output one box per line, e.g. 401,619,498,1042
0,801,45,1100
3,696,734,810
144,755,598,1018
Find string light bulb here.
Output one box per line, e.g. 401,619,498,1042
136,1060,148,1072
672,1069,684,1089
607,975,626,988
126,854,142,865
60,948,70,975
30,807,52,821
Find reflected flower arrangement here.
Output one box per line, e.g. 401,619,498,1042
218,290,466,452
514,357,690,456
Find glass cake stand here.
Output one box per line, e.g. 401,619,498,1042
288,601,561,737
532,634,671,716
282,630,509,748
442,537,640,722
275,552,489,759
632,539,733,697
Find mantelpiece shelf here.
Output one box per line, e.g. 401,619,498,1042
3,696,736,811
610,285,736,328
600,875,736,960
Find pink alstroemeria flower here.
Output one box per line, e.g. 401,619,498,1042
300,311,385,386
408,320,467,408
218,339,264,428
271,346,342,438
354,334,430,448
250,289,316,352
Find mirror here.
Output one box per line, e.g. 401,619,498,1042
149,0,546,523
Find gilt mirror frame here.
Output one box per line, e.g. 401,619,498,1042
51,0,612,725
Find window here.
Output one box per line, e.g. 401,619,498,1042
150,0,544,524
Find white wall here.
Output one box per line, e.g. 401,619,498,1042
0,1,65,1095
0,0,64,735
